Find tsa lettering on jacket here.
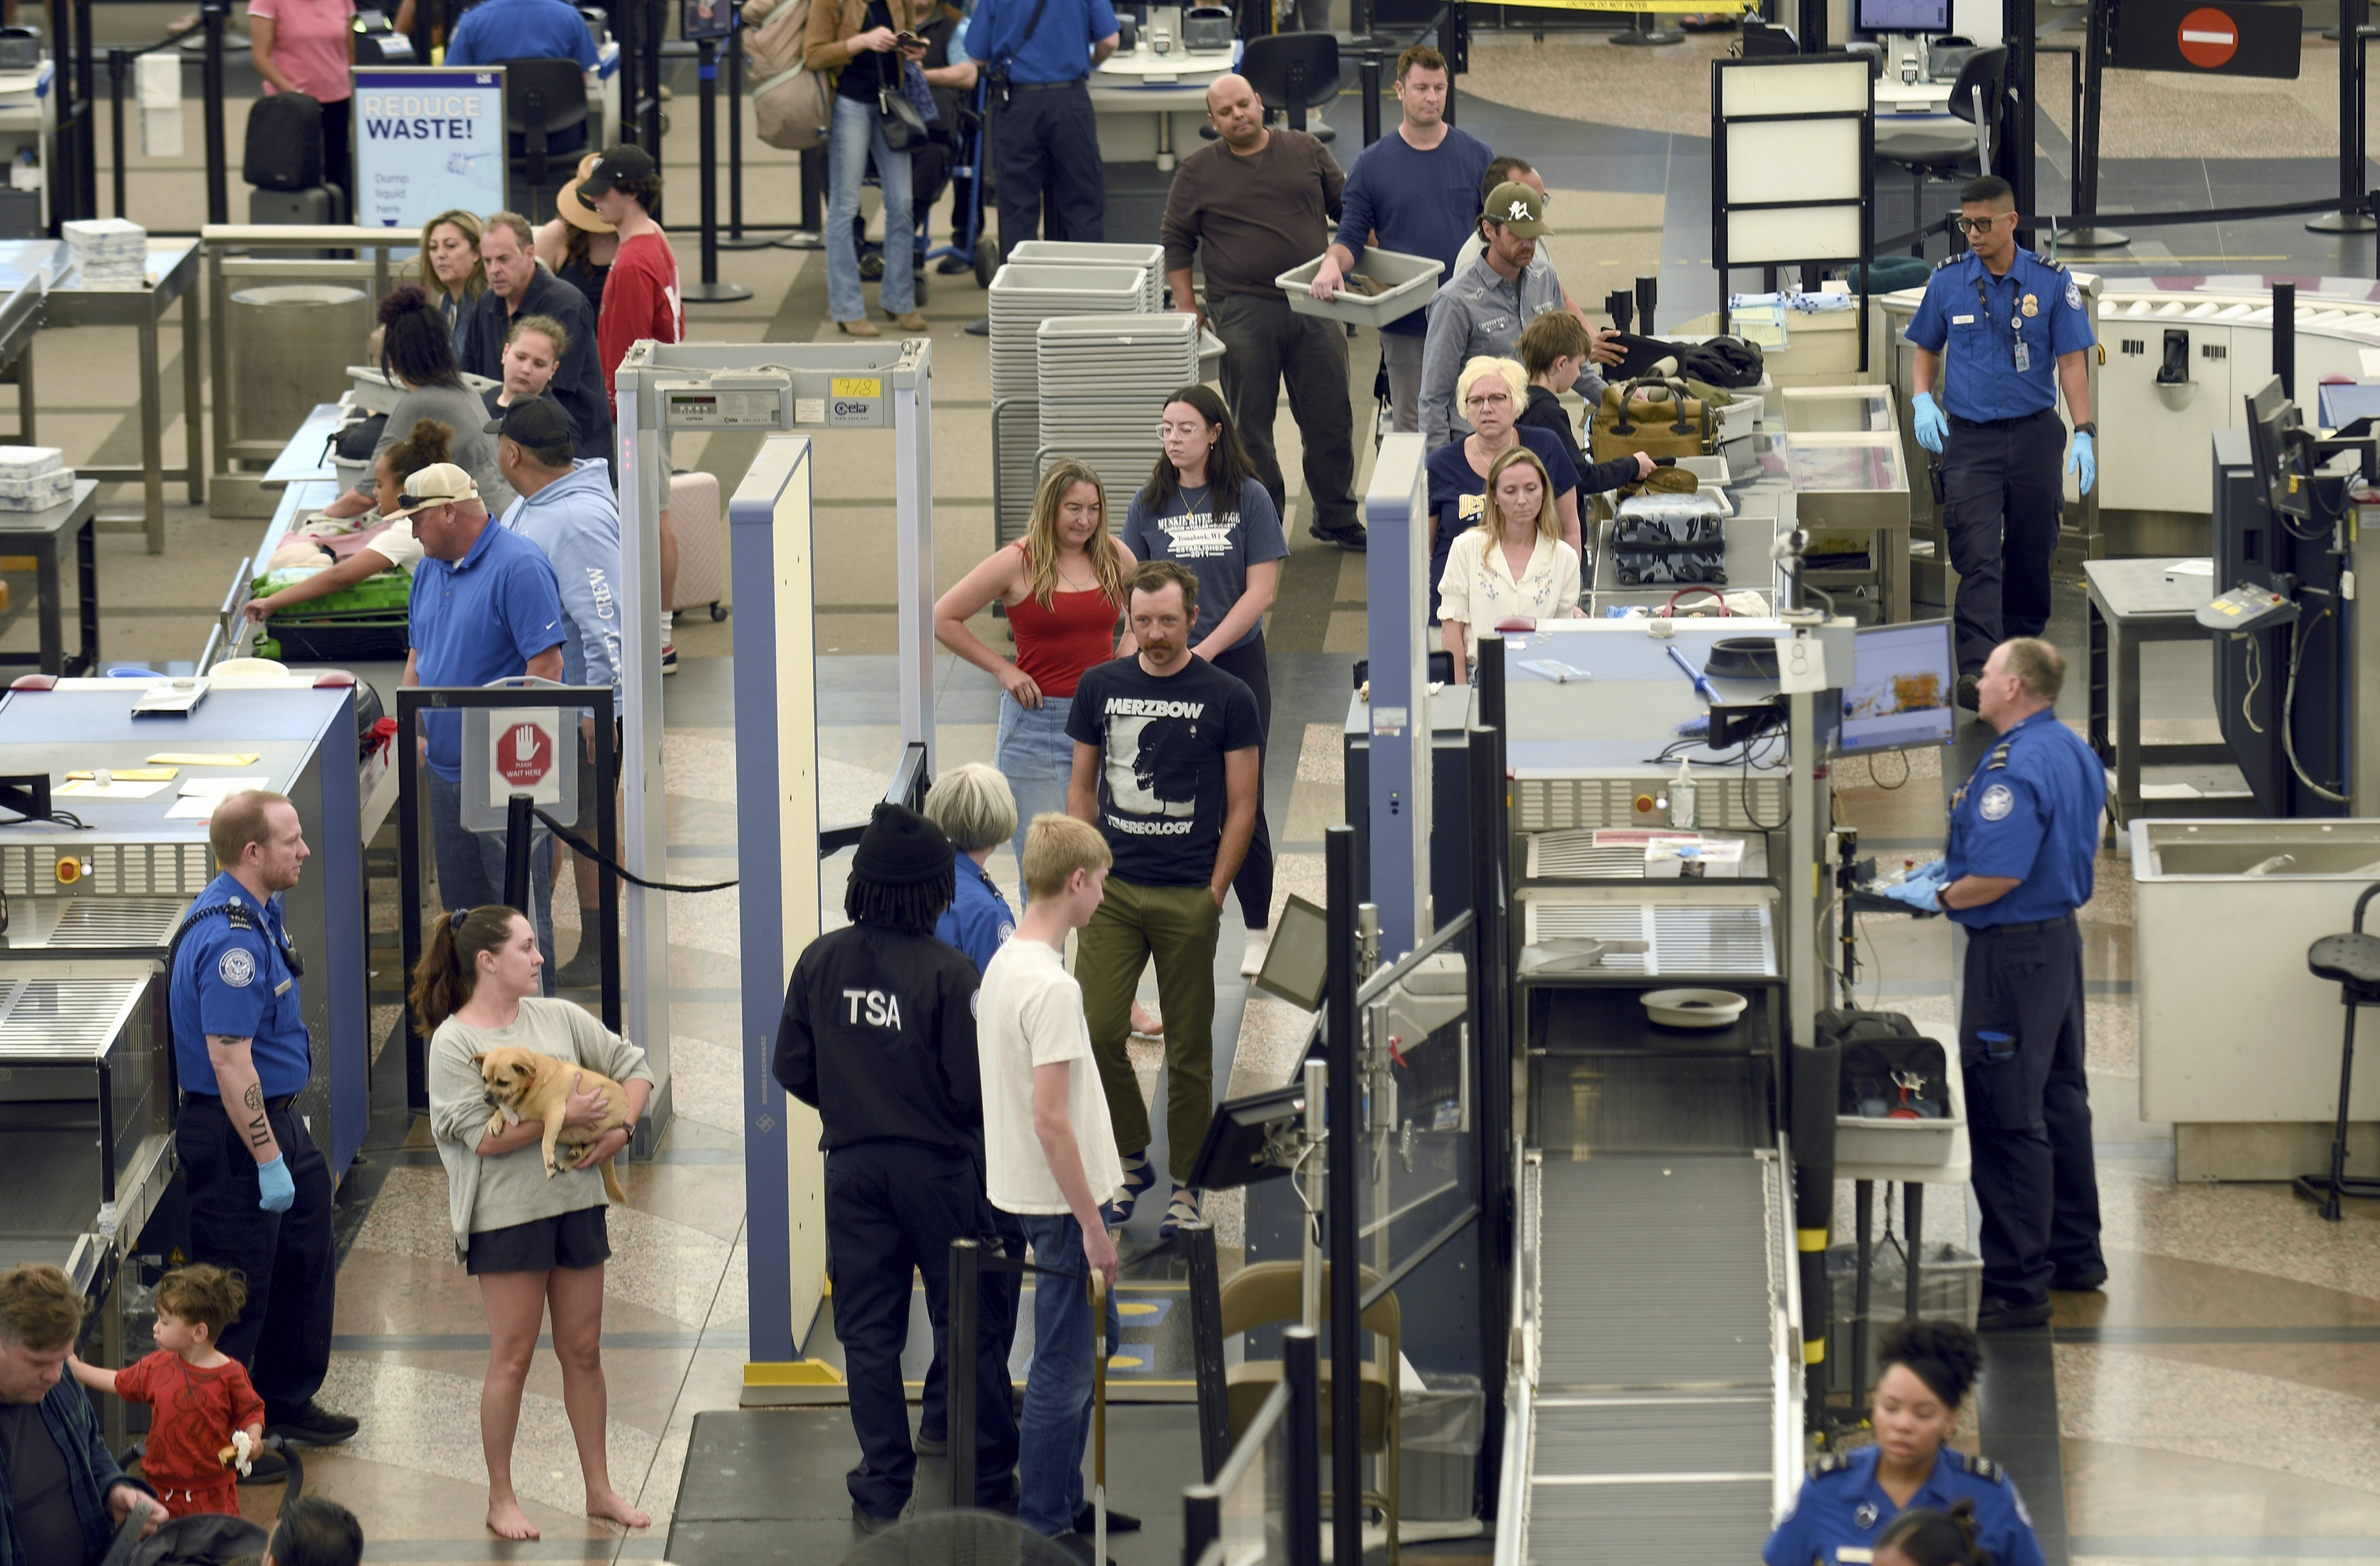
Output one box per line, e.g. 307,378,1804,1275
842,988,904,1028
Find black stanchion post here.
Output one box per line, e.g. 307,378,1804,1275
2002,0,2034,244
75,0,98,219
685,36,754,301
107,48,127,219
504,793,536,914
397,696,429,1113
1322,825,1361,1566
642,0,666,153
1283,1326,1323,1566
202,0,228,225
1791,1035,1841,1425
799,144,823,234
721,1,771,248
1442,0,1466,125
1634,274,1658,336
1468,637,1512,1517
2313,0,2378,232
1181,1219,1231,1482
1359,46,1380,148
596,694,623,1034
946,1239,980,1511
2275,279,2297,401
2063,0,2125,248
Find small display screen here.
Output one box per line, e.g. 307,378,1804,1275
1841,620,1955,755
1856,0,1952,31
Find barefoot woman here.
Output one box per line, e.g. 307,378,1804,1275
419,905,656,1540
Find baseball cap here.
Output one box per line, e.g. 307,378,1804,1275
382,463,479,519
1483,181,1551,237
484,397,574,452
573,144,658,216
559,153,617,235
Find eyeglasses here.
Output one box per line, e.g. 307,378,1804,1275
1952,214,2009,234
1155,421,1210,439
1464,391,1512,409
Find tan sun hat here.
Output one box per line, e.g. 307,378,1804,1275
559,154,618,236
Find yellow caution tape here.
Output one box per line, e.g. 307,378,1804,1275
1804,1338,1826,1364
744,1359,846,1387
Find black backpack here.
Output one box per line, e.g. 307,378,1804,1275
1817,1007,1951,1120
244,91,325,190
1678,337,1766,390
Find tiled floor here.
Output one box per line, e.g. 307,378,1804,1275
9,21,2380,1564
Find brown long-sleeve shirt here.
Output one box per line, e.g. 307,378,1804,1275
1160,129,1344,301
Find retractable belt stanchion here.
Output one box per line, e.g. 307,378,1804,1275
2312,0,2378,232
1360,45,1382,145
106,48,128,218
720,1,777,249
202,0,228,225
685,36,755,301
2061,0,2126,248
502,793,536,915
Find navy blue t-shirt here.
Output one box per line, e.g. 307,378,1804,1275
1423,428,1580,621
1334,126,1495,337
1065,654,1264,888
1121,477,1288,654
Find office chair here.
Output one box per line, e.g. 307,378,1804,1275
1203,29,1341,143
1874,44,2007,258
505,58,592,222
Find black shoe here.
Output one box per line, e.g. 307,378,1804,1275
860,251,887,281
266,1401,359,1446
1975,1295,2053,1330
236,1446,290,1486
853,1498,914,1533
936,254,973,274
914,1427,947,1456
553,946,603,992
1310,524,1368,551
1055,1533,1118,1566
1076,1503,1142,1533
2052,1265,2109,1292
1955,674,1980,711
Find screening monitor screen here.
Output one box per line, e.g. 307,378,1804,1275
1856,0,1952,31
1841,620,1956,755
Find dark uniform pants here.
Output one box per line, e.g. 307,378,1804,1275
826,1140,1021,1516
178,1100,336,1415
991,82,1103,262
1209,292,1361,537
1942,408,2064,676
1959,915,2105,1306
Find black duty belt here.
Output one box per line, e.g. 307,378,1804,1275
184,1092,301,1111
1948,407,2056,432
1010,77,1087,90
1973,913,2075,936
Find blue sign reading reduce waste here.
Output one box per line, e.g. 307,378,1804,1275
351,66,509,232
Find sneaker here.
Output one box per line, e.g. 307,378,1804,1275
1310,523,1368,551
913,1427,947,1456
1955,674,1979,711
2052,1265,2109,1292
1107,1151,1157,1226
1157,1184,1200,1240
1240,925,1273,978
1075,1503,1142,1533
662,643,680,675
236,1446,290,1486
266,1401,359,1446
553,946,603,992
1975,1294,2053,1331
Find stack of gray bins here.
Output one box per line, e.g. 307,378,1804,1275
1035,313,1203,509
1005,240,1166,312
988,262,1150,543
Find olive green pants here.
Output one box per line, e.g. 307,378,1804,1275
1074,875,1223,1185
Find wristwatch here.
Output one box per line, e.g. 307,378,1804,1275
2072,422,2097,437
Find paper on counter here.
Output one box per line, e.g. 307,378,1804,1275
177,775,269,797
2163,558,2214,577
56,778,171,800
149,752,260,766
164,796,218,820
66,767,175,781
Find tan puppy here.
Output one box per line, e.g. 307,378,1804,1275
474,1045,631,1203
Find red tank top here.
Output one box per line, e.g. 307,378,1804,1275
1006,543,1121,699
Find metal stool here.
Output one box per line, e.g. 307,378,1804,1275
2294,883,2380,1219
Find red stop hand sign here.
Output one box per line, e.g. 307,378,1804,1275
498,721,554,788
2176,7,2239,68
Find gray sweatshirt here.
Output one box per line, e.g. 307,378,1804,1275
499,457,623,704
374,379,520,519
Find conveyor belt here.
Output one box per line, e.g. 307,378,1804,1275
1521,1154,1787,1566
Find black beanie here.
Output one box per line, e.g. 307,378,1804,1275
852,802,953,885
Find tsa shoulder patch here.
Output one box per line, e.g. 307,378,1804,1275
219,947,257,988
2065,275,2082,309
1960,1452,2007,1483
1980,783,2016,822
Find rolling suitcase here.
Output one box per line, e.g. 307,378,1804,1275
669,470,729,620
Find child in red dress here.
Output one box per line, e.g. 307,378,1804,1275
70,1265,267,1518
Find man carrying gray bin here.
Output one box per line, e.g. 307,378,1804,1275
1161,72,1365,551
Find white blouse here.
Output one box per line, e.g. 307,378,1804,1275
1437,528,1582,657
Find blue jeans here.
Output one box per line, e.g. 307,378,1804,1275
827,91,915,323
1015,1211,1121,1536
994,693,1073,900
426,766,556,996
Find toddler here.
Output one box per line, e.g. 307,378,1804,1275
71,1265,267,1518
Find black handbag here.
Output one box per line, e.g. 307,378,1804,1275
877,82,928,150
1818,1007,1952,1120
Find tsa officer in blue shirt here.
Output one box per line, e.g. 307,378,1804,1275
925,762,1022,977
169,789,359,1461
966,0,1120,263
1905,175,2097,706
1883,638,2108,1330
1765,1318,2048,1566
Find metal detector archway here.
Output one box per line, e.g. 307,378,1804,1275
613,341,935,1377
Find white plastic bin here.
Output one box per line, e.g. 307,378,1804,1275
1276,247,1442,328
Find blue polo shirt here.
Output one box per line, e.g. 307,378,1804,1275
1904,248,2094,423
171,872,314,1099
445,0,599,67
1943,706,2106,928
409,516,567,782
935,857,1016,977
1765,1444,2048,1566
966,0,1118,83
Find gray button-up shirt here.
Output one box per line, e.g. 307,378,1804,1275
1418,251,1606,447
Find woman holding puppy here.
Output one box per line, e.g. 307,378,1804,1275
418,905,656,1541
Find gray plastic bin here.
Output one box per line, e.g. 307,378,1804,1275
1277,247,1442,328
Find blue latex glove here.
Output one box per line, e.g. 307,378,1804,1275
1905,858,1951,888
2067,429,2095,494
256,1155,295,1214
1881,875,1942,912
1911,391,1948,454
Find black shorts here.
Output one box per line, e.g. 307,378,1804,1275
465,1205,612,1275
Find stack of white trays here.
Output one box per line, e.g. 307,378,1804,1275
1005,241,1167,314
989,263,1149,539
0,444,73,510
62,218,148,288
1035,313,1203,501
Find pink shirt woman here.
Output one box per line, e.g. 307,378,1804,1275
248,0,357,195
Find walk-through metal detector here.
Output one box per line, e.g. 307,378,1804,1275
613,340,937,1385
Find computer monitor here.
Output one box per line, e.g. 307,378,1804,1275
2244,374,2317,532
1185,1083,1306,1193
1856,0,1952,32
1839,619,1956,756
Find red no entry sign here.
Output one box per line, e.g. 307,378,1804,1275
2177,6,2239,68
499,721,554,788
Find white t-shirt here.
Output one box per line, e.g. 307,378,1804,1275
976,938,1125,1216
1437,527,1582,656
363,517,422,572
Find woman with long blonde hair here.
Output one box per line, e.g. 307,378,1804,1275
935,459,1137,881
1437,443,1583,685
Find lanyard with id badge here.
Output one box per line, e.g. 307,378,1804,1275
1976,274,2029,373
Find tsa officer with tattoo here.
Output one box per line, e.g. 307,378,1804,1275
169,789,358,1465
1904,174,2097,708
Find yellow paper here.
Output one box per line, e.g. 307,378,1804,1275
147,752,260,766
65,767,175,781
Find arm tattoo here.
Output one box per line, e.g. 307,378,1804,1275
243,1084,263,1111
247,1114,271,1149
